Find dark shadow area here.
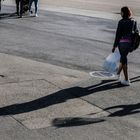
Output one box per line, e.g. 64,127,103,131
103,76,140,117
0,79,122,116
105,103,140,117
130,76,140,83
0,76,139,116
0,12,17,19
52,117,105,127
0,74,5,77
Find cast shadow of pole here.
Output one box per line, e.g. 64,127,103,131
52,117,105,127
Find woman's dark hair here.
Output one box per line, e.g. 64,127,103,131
121,6,132,19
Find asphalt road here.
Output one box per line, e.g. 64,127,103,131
3,0,140,16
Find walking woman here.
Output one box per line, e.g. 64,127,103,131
112,6,139,86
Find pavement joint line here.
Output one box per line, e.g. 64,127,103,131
68,79,128,116
7,114,30,130
67,82,111,115
42,79,63,90
73,94,110,115
8,101,109,130
5,98,109,130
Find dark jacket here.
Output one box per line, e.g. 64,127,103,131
113,18,139,47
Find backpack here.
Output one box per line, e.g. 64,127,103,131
129,20,140,52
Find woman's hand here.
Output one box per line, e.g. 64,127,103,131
112,47,116,53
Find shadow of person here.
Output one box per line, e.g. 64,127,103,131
130,76,140,83
0,76,139,116
0,12,17,19
105,103,140,117
52,117,105,127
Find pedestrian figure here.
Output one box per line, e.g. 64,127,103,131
15,0,23,18
0,0,1,11
112,6,139,86
29,0,39,17
0,0,4,11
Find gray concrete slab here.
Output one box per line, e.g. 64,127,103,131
0,116,47,140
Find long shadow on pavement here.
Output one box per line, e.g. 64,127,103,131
52,117,105,127
0,79,123,116
0,12,17,19
52,76,140,127
0,76,140,117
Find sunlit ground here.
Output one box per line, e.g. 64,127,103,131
2,0,140,16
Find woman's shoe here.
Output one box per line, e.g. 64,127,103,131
121,80,131,86
35,13,38,17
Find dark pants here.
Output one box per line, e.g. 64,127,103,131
15,0,23,17
29,0,39,14
118,42,131,65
